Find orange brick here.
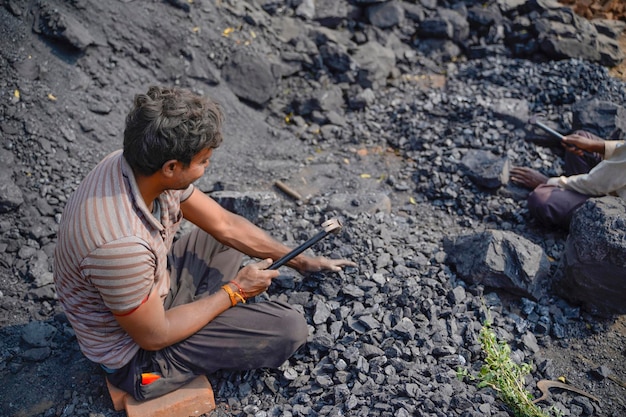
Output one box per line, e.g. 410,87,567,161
106,375,216,417
105,378,128,411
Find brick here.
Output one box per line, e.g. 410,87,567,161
106,375,216,417
105,378,128,411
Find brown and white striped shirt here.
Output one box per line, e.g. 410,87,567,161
54,150,193,369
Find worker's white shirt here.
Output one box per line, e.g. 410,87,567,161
547,141,626,199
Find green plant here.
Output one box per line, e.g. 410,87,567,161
457,321,557,417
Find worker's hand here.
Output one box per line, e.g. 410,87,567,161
562,133,605,156
510,166,549,189
298,256,357,274
232,258,279,298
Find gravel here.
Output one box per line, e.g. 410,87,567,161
1,1,625,416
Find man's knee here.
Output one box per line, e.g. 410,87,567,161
527,186,550,214
278,304,308,348
527,185,588,229
527,187,561,228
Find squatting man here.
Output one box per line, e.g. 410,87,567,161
53,85,356,400
511,130,626,229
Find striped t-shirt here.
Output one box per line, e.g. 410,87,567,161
54,150,194,369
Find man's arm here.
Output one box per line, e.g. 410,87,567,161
180,189,356,272
113,280,230,350
113,258,276,350
555,142,626,196
561,133,606,156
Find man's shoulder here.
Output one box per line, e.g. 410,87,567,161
85,236,156,265
59,151,143,255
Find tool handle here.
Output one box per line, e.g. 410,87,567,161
533,120,597,157
268,230,327,270
533,120,565,141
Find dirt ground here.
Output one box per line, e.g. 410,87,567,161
560,0,626,21
0,1,625,416
539,316,626,412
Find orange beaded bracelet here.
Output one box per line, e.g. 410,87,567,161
222,284,238,307
222,284,246,307
229,280,247,300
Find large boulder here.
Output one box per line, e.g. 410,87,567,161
222,49,278,107
444,230,551,300
460,149,510,189
210,191,277,223
32,1,97,51
352,41,396,88
571,99,626,140
556,197,626,316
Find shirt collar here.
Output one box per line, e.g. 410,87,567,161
119,151,164,231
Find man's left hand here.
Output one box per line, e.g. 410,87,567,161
510,166,549,189
299,256,357,274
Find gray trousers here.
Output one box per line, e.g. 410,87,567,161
107,228,308,400
527,131,603,230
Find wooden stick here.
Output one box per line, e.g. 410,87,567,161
274,180,302,201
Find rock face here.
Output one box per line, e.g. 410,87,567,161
2,0,626,416
571,99,626,139
444,230,551,300
461,149,510,189
557,197,626,316
222,49,279,107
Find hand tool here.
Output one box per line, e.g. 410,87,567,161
528,115,595,157
268,218,342,270
533,379,600,404
528,115,565,141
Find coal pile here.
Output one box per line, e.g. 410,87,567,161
1,1,625,417
231,55,626,417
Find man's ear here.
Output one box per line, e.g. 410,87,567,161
161,159,179,177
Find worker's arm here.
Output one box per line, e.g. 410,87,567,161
113,258,275,351
555,143,626,196
181,188,355,272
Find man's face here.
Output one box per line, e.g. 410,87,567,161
171,148,213,189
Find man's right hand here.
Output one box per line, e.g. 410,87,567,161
510,166,549,189
562,133,605,156
233,258,279,299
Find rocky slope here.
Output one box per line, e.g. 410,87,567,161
1,1,625,417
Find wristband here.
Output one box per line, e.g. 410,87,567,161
229,280,248,300
221,284,239,307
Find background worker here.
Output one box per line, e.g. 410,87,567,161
511,130,626,229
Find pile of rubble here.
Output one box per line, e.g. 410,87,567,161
1,1,626,416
